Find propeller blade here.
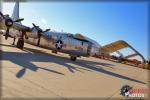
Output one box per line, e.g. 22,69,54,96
32,23,43,33
14,18,24,22
0,12,5,19
32,23,39,31
43,29,50,32
32,23,37,28
5,28,9,40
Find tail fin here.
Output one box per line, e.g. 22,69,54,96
11,0,21,24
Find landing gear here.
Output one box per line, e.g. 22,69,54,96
12,37,16,45
17,38,24,49
52,50,57,54
16,31,26,49
70,56,77,61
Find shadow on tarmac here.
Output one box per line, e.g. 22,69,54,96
0,43,146,84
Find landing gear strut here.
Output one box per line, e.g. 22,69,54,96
16,31,26,49
17,38,24,49
12,37,16,45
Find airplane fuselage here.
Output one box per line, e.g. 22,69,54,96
0,26,100,60
25,31,100,58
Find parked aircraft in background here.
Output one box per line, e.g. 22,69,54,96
0,1,100,61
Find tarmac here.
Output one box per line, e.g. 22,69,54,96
0,35,149,99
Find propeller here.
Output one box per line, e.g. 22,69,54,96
0,12,24,40
32,23,50,46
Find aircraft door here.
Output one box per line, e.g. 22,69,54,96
87,42,92,56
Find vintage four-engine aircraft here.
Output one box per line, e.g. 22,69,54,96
0,1,100,61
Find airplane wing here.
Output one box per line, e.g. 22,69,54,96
101,40,128,54
74,33,86,40
11,22,31,31
100,40,146,63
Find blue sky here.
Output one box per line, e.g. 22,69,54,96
2,1,148,60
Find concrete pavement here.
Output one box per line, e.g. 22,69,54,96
0,36,149,99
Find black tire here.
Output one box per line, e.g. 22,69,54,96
70,56,77,61
17,39,24,49
52,50,57,54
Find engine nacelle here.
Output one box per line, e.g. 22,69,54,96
26,31,38,39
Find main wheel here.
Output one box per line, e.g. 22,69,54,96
17,38,24,49
52,50,57,54
70,56,77,61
